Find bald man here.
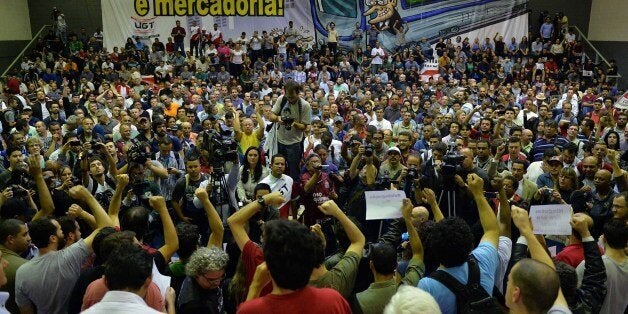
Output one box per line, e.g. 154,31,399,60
590,169,616,238
505,259,560,313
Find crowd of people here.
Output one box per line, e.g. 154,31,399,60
0,7,625,314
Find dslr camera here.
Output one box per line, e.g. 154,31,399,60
363,143,374,157
10,184,28,198
281,116,295,130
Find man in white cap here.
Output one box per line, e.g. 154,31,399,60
378,147,406,183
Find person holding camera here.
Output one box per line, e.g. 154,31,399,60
300,153,337,226
265,81,311,181
80,140,118,208
378,147,407,188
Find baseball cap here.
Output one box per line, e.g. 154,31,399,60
548,155,562,164
387,147,401,155
333,116,344,124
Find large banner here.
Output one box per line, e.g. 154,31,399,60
102,0,528,52
102,0,316,51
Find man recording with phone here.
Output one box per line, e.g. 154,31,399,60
266,81,311,181
300,153,336,226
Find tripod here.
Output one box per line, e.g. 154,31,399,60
208,164,237,225
438,177,458,218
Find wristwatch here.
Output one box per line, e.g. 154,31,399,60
257,196,266,206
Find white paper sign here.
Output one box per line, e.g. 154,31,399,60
152,261,171,300
365,190,405,220
529,205,572,235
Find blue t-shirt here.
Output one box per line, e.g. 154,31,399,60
418,242,498,314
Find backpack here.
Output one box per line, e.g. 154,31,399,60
429,255,503,314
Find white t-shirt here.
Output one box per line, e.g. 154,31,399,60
260,174,293,209
371,47,384,65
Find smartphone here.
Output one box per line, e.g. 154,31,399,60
69,140,81,146
320,165,329,170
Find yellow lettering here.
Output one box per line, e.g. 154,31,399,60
235,0,248,16
196,0,209,15
154,0,173,16
135,0,150,16
264,0,277,16
209,0,221,15
223,0,235,16
173,0,187,15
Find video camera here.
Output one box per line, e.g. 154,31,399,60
441,141,465,178
201,128,238,170
127,139,152,164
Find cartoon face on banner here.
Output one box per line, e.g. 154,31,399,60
363,0,402,33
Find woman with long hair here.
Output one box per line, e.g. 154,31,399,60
604,130,621,150
236,146,269,205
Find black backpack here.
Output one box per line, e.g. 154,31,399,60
429,255,503,314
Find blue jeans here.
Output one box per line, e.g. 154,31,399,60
278,141,303,182
174,41,185,54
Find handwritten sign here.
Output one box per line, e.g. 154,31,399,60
529,205,572,235
365,190,405,220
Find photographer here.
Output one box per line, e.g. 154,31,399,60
378,147,407,187
80,140,118,208
266,81,311,181
49,133,83,171
0,150,54,222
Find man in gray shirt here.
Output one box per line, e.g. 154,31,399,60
267,81,311,181
15,186,113,314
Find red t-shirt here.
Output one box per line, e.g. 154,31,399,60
237,286,350,314
242,240,272,297
555,243,604,268
300,172,335,226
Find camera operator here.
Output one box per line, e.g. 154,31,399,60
49,133,83,171
49,165,80,217
0,150,54,222
121,161,162,210
378,147,407,188
434,147,491,225
300,153,337,226
265,81,311,181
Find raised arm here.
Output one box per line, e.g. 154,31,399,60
67,204,97,229
227,191,285,251
496,179,512,238
150,196,179,261
401,198,423,260
69,186,114,252
512,206,569,308
467,173,499,248
109,174,130,227
254,105,265,140
28,155,55,220
195,187,224,248
423,188,444,222
572,214,607,313
318,200,365,256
